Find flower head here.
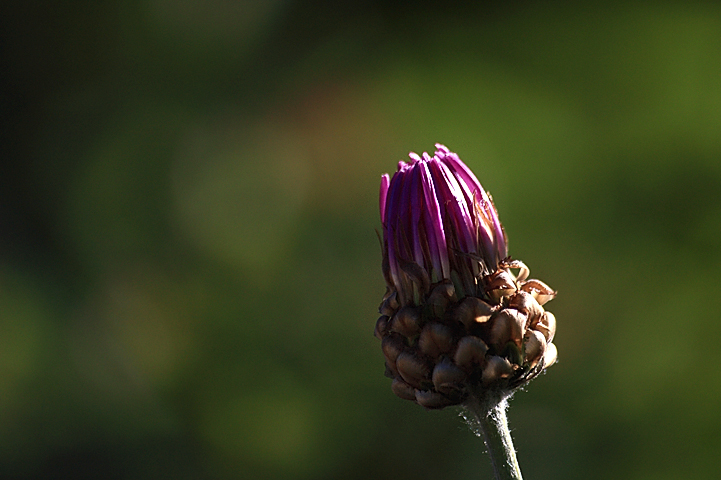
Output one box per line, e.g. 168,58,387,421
375,144,558,410
380,144,507,305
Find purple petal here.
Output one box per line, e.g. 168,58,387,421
419,162,449,279
434,143,450,155
427,159,476,255
439,150,507,260
380,144,507,300
384,169,407,291
408,164,425,267
379,174,390,224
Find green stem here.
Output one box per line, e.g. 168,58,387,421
466,398,523,480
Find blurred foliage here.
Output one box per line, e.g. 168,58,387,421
2,1,721,479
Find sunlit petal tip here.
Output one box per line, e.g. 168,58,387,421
434,143,450,154
379,174,390,223
408,152,421,162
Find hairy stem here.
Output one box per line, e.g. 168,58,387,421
464,398,523,480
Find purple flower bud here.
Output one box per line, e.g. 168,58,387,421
375,144,558,411
380,144,507,305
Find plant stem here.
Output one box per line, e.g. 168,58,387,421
466,398,523,480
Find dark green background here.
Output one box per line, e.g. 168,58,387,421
3,1,721,479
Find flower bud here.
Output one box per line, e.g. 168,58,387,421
376,144,558,410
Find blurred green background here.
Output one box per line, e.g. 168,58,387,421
3,1,721,479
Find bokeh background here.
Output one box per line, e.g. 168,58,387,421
3,1,721,479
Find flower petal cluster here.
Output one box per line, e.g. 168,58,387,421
375,144,558,410
379,144,507,305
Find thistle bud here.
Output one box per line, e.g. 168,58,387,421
376,144,559,410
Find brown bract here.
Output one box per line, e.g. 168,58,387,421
375,261,558,409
